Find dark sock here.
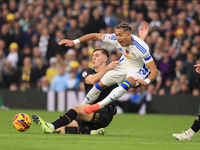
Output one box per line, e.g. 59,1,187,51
79,126,91,134
191,113,200,133
65,127,80,134
64,126,91,134
52,109,77,130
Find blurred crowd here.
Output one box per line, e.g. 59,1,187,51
1,0,200,96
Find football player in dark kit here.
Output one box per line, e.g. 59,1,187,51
33,48,120,135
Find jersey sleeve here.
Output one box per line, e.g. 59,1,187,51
137,40,153,64
102,33,118,46
141,51,153,64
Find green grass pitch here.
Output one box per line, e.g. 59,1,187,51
0,109,200,150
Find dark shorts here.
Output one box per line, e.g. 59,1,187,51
75,105,117,130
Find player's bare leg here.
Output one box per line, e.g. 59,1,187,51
72,104,94,121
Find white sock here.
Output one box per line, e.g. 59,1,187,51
187,128,195,137
82,85,101,104
98,86,127,108
49,123,55,130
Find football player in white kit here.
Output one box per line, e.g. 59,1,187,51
59,22,158,114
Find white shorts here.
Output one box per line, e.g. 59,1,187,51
100,63,150,87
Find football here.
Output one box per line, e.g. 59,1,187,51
13,113,31,132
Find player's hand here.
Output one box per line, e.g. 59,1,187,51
135,79,147,86
58,39,74,47
194,64,200,74
106,61,120,70
139,22,149,41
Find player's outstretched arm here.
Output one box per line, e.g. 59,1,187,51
139,22,149,41
58,33,104,47
136,61,158,86
85,61,120,85
194,64,200,74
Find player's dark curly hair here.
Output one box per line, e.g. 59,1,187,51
116,23,132,32
93,48,109,59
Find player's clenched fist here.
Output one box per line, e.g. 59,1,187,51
58,39,74,47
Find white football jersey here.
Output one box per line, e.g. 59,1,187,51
102,34,153,71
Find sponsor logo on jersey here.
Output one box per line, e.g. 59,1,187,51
132,53,136,57
82,71,87,77
124,55,137,61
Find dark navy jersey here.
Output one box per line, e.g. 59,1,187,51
82,68,118,104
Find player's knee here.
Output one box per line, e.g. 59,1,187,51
71,106,80,114
71,106,85,116
125,77,136,87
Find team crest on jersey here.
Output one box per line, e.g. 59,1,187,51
132,53,136,58
126,50,129,54
82,71,87,77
